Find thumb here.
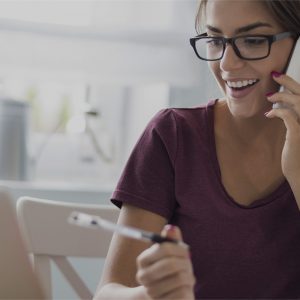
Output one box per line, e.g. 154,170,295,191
161,224,183,242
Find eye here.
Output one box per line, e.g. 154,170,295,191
206,38,223,47
242,37,268,47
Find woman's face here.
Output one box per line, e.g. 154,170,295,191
205,0,295,118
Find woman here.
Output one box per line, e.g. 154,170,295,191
95,0,300,299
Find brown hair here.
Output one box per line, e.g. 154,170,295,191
195,0,300,34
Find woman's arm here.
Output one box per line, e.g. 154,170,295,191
94,203,195,300
94,203,167,300
266,73,300,209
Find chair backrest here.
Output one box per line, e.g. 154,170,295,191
16,196,119,299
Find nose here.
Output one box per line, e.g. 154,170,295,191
219,44,245,72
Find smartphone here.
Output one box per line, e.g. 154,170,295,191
273,36,300,109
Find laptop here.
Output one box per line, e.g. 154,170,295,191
0,187,45,299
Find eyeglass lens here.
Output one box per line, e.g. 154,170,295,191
195,36,269,60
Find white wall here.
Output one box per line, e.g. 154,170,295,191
0,0,224,184
0,30,201,86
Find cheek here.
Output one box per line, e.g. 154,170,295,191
264,75,280,93
208,62,225,88
257,53,290,92
268,40,294,73
255,64,278,91
208,61,215,73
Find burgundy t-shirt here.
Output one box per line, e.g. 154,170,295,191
111,99,300,299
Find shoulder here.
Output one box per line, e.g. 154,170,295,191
151,100,216,131
139,99,217,152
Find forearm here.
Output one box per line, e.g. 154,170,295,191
288,176,300,210
94,283,150,300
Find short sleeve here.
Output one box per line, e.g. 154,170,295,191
111,109,178,220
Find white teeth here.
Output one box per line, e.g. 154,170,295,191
226,79,258,88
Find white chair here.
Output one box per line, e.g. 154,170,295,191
16,196,119,299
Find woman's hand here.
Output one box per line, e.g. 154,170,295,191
266,71,300,183
136,225,195,300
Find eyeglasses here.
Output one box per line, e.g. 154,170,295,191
190,31,296,61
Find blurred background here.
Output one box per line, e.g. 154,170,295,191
0,1,223,297
0,0,221,200
0,0,218,199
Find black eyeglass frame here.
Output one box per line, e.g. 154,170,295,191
189,31,297,61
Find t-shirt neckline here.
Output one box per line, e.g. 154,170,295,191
205,99,289,209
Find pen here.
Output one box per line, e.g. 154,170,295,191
69,211,188,248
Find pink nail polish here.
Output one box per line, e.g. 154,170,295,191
271,71,283,78
266,92,274,97
165,224,176,232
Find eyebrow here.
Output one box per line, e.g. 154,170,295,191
206,22,273,35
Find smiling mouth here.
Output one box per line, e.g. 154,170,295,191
226,79,260,91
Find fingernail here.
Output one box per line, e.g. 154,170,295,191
164,224,176,232
271,71,283,78
264,110,271,116
266,92,274,97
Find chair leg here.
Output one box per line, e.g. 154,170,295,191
52,256,93,300
33,255,52,299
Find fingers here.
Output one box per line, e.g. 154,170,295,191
136,225,195,299
137,242,189,268
266,71,300,132
265,108,299,137
137,258,193,287
137,225,189,268
267,92,300,116
137,256,195,299
161,224,183,241
271,71,300,95
158,285,195,300
137,256,193,284
145,275,195,299
267,92,297,107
